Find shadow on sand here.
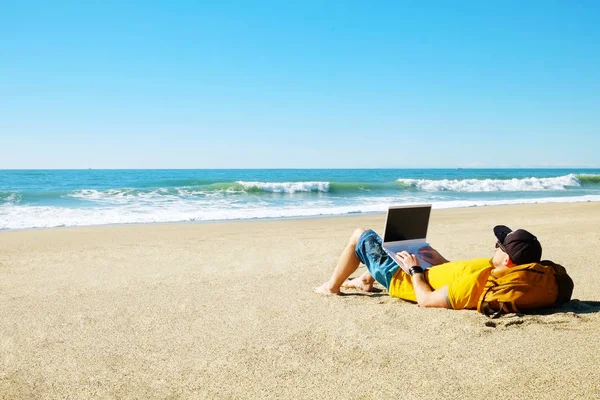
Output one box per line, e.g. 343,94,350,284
532,299,600,316
339,290,387,298
482,300,600,328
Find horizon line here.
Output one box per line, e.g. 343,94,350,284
2,166,600,171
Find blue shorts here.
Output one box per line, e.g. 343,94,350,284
354,229,400,290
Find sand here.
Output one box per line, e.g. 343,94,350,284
1,203,600,399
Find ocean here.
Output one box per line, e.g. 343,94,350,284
1,169,600,230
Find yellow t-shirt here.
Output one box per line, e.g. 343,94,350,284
387,258,493,309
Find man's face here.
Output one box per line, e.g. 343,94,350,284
492,245,510,268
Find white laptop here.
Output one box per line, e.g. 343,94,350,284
382,204,433,274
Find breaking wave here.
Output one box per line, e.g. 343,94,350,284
396,174,589,192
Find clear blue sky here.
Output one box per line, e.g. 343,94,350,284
1,1,599,169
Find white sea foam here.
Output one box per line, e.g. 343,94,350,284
397,174,581,192
67,188,185,204
236,181,330,193
68,189,134,204
2,194,600,230
2,192,22,204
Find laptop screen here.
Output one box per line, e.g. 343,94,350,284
384,205,431,242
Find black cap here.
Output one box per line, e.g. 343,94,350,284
493,225,542,265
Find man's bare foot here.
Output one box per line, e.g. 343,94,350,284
314,282,341,296
341,277,379,292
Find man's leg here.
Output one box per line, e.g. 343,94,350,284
341,270,377,292
315,228,366,295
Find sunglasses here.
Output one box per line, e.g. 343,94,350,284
495,241,507,252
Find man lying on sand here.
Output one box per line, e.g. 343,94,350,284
315,225,542,310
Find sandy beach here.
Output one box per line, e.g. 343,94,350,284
1,202,599,399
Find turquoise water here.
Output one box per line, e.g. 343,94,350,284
1,169,600,230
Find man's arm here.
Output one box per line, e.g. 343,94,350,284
397,251,452,309
411,275,451,308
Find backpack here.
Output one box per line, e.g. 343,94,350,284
477,260,574,318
